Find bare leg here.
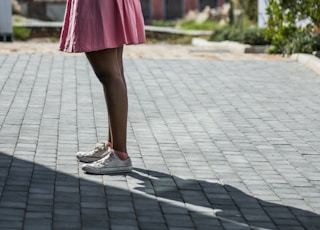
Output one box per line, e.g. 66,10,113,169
117,46,126,89
106,46,125,147
86,47,128,159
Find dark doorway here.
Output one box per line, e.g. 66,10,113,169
165,0,183,19
140,0,151,21
200,0,218,10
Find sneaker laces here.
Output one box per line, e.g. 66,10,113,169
92,145,105,153
85,143,106,156
92,150,115,166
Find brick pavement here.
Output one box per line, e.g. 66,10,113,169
0,48,320,230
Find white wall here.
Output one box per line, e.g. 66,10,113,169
258,0,269,28
0,0,13,34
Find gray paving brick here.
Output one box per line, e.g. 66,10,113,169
1,54,320,230
110,226,139,230
23,218,52,230
81,218,109,229
0,208,25,222
0,221,23,229
138,223,168,230
54,213,80,222
160,202,188,215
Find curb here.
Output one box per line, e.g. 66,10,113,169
192,38,250,53
192,38,269,54
192,38,320,76
290,53,320,76
144,26,212,36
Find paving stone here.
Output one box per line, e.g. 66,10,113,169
81,216,109,229
23,218,52,230
0,221,23,229
0,207,25,222
165,214,195,228
1,53,320,230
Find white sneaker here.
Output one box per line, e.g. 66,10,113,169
76,142,111,163
82,151,132,174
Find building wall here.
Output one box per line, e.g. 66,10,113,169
141,0,227,21
165,0,183,19
18,0,227,22
151,0,164,20
19,0,66,21
184,0,199,14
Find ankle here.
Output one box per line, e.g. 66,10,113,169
105,141,112,148
114,150,129,161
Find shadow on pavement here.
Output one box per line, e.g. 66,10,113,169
0,152,319,230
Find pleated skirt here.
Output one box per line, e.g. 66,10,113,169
59,0,146,53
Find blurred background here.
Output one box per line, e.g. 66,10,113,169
1,0,320,55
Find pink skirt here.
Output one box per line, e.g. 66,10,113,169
59,0,146,53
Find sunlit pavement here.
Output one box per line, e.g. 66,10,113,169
0,44,319,229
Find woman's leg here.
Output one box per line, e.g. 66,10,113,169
117,46,126,89
86,47,128,160
106,46,125,148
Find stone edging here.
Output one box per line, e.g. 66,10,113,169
192,38,320,76
192,38,250,53
192,38,269,54
290,53,320,76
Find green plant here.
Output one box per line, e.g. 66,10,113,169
209,26,269,45
179,20,221,31
265,0,298,53
13,26,31,41
209,26,232,41
151,20,176,27
229,0,258,26
242,27,270,45
238,0,258,23
265,0,320,54
227,27,243,42
286,33,320,54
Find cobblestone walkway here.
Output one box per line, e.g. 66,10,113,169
0,49,320,229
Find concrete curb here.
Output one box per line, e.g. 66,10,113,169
144,26,212,36
192,38,269,54
291,53,320,76
192,38,320,76
192,38,250,53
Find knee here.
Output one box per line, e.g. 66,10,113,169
94,67,122,86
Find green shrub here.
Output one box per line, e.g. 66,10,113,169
179,20,221,31
151,20,176,27
228,27,243,42
238,0,258,24
242,27,270,45
209,26,231,41
209,26,270,45
13,26,31,41
286,33,320,54
265,0,320,54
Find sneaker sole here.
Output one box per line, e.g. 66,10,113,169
82,165,132,174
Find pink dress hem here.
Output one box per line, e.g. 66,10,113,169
59,0,146,53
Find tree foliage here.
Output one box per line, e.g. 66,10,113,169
238,0,258,23
265,0,320,54
229,0,258,26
